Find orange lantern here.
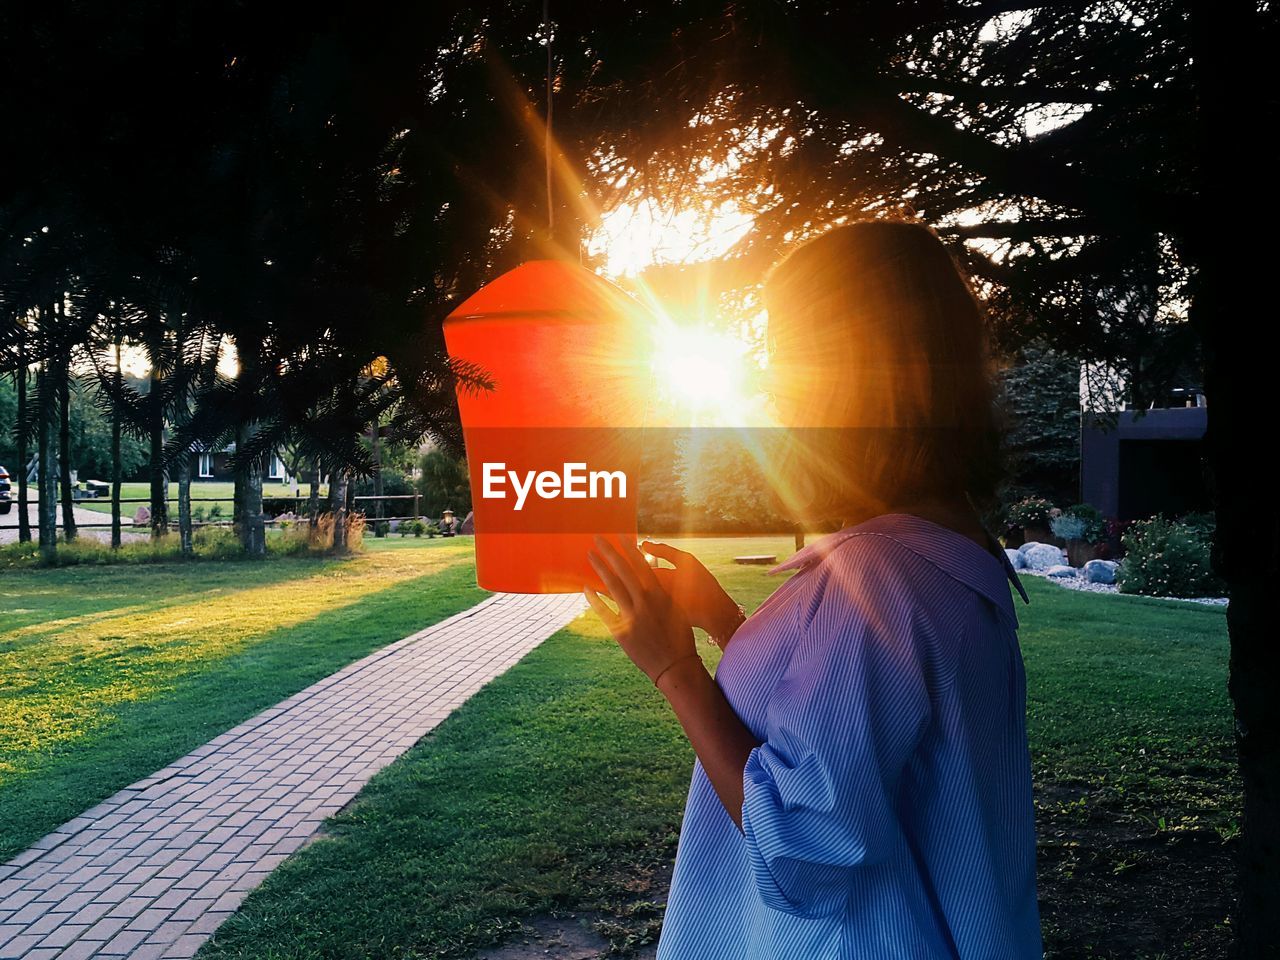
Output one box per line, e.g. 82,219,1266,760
443,260,654,593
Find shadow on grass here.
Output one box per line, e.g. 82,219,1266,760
0,556,352,637
0,562,487,860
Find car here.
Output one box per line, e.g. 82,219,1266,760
0,464,11,515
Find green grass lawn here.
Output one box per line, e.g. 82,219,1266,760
72,480,308,519
167,537,1232,960
0,538,485,860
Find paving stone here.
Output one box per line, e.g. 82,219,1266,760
102,927,148,954
0,593,582,960
51,942,107,960
36,922,90,948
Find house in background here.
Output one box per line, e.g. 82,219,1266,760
193,445,293,485
1080,386,1211,521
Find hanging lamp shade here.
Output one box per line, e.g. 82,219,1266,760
443,260,654,593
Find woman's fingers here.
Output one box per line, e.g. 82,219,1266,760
588,548,636,615
619,538,664,594
583,587,622,633
592,537,646,608
640,541,687,567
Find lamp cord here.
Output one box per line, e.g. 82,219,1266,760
543,0,554,239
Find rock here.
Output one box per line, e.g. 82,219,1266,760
1046,564,1078,578
1019,541,1066,571
459,510,475,535
1004,548,1026,570
132,505,150,526
1083,559,1119,584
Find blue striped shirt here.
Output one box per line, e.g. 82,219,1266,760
656,513,1042,959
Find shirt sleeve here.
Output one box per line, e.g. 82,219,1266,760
740,537,933,919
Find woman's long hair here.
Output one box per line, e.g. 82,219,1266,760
762,219,1002,526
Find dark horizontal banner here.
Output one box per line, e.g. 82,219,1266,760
458,425,989,535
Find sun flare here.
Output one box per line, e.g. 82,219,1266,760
651,325,762,425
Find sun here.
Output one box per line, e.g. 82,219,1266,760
652,325,760,424
588,192,770,425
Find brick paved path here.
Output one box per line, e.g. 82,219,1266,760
0,592,585,960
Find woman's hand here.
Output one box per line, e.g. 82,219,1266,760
640,541,745,650
586,536,762,830
585,536,699,685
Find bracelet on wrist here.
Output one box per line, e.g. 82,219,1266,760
652,653,702,688
709,602,747,650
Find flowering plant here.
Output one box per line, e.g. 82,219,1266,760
1007,497,1055,528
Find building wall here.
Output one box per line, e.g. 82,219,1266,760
1081,408,1210,520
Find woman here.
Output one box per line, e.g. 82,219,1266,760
584,220,1042,959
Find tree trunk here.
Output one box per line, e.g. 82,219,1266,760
240,449,266,556
173,336,192,556
148,419,168,538
372,423,385,537
148,355,168,538
177,452,193,555
1193,8,1278,955
330,470,348,552
57,369,77,541
233,422,246,540
111,339,122,549
36,366,58,561
308,459,320,534
15,350,31,544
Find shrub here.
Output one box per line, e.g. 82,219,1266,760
346,512,366,550
1051,503,1107,544
0,529,246,568
1116,518,1225,598
310,513,336,550
192,526,243,560
1008,497,1055,529
1178,511,1216,536
267,522,313,557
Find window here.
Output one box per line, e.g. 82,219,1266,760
269,455,286,481
198,452,214,478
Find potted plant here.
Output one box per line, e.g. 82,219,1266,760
1007,497,1056,545
1051,504,1108,567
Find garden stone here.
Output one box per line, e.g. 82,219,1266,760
1004,548,1026,570
1046,564,1078,579
132,505,150,526
1019,541,1066,571
1084,559,1119,584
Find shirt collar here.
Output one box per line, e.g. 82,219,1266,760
769,513,1030,628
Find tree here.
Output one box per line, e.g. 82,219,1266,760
676,431,784,530
416,449,472,520
996,342,1081,508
